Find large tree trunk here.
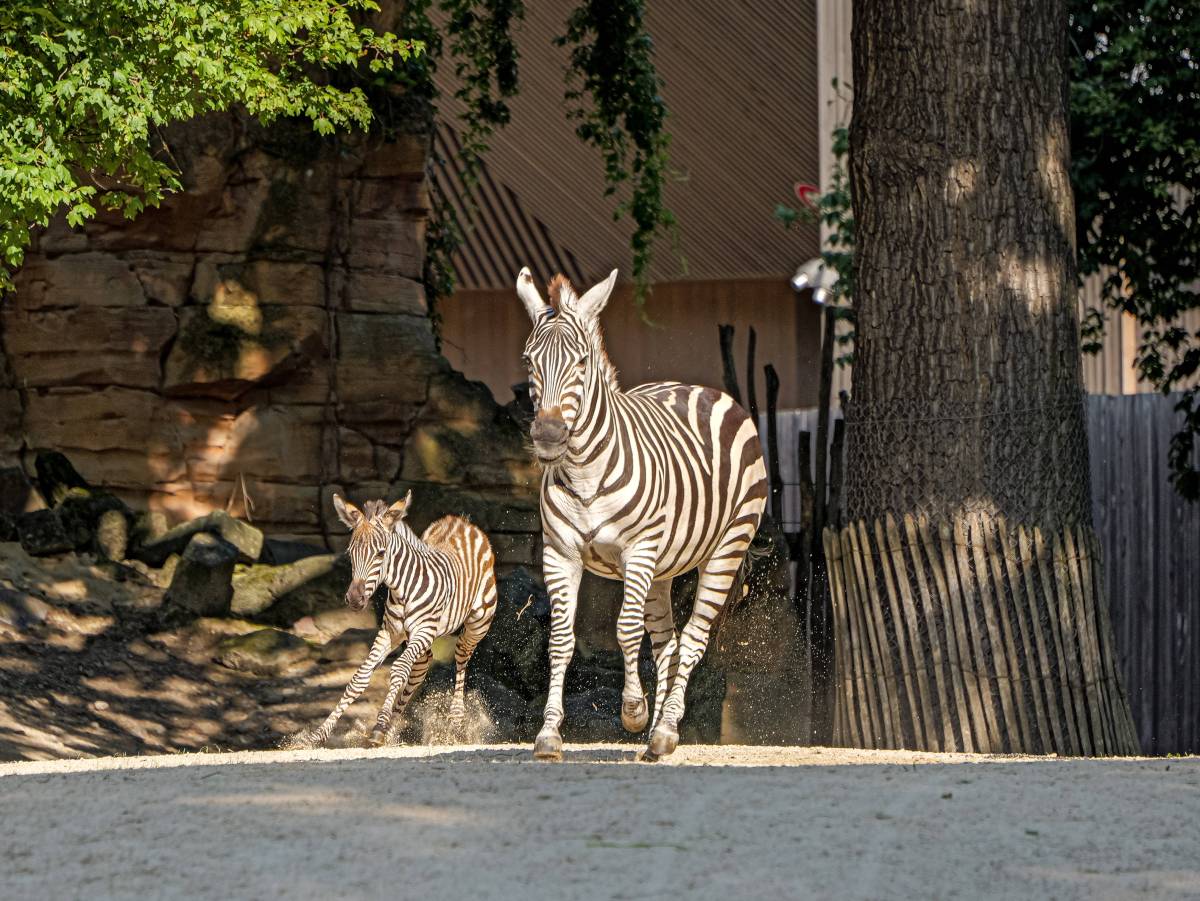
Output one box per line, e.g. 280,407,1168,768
827,0,1138,754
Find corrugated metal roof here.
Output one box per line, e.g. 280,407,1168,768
432,0,821,290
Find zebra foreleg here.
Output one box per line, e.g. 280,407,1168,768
369,629,436,746
306,628,395,746
643,579,678,734
648,528,755,757
617,548,658,732
534,545,583,761
376,647,433,745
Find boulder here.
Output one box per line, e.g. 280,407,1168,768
134,510,263,567
261,537,328,566
163,533,238,617
561,687,626,742
231,554,341,618
0,466,43,516
472,673,530,740
215,628,312,676
249,555,353,626
95,509,129,562
0,512,15,542
470,566,550,699
16,510,73,556
33,451,89,506
313,627,377,664
294,606,377,642
55,487,130,553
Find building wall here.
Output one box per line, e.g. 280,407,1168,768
439,278,825,409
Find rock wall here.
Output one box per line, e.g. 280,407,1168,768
0,113,540,566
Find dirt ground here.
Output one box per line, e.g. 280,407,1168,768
4,545,1200,899
2,744,1199,901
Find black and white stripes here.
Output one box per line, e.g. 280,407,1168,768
517,267,768,760
297,492,497,747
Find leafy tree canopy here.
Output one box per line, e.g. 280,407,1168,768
1070,0,1200,498
0,0,419,290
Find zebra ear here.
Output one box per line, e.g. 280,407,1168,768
332,494,362,530
574,269,618,321
380,490,411,529
516,266,552,324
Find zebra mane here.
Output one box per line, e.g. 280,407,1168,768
362,499,389,520
546,273,621,391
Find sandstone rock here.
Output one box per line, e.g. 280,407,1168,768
127,254,193,306
335,313,442,418
163,304,326,400
0,513,15,542
23,388,168,456
135,510,263,567
12,254,146,310
16,510,72,556
231,554,340,618
215,628,311,676
163,533,238,617
3,306,176,389
0,466,43,516
95,510,129,562
471,567,550,699
400,370,539,490
343,273,427,315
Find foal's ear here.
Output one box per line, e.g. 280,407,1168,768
516,266,552,323
380,489,412,529
574,269,618,321
332,493,363,530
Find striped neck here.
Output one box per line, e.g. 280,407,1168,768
382,521,454,601
554,356,622,490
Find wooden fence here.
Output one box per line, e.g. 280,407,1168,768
1088,394,1200,754
768,393,1199,754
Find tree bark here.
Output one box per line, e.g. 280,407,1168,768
832,0,1138,754
848,0,1088,526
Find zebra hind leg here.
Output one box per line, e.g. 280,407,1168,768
617,550,657,733
647,525,756,758
449,606,492,738
642,578,677,736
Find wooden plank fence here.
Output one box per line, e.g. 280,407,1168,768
767,393,1199,754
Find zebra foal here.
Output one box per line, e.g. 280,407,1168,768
516,267,768,761
293,491,497,748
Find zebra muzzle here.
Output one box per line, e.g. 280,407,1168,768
345,579,370,610
530,411,568,461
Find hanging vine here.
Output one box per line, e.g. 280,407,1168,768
558,0,676,303
377,0,674,314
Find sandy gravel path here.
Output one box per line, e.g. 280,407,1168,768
2,744,1198,900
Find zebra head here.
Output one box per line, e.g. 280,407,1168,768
332,491,411,610
515,266,619,464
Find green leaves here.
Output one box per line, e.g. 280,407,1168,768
1069,0,1200,498
558,0,675,305
0,0,421,290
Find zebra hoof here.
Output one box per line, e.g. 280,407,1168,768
621,697,649,733
366,728,388,748
648,724,678,758
533,731,563,762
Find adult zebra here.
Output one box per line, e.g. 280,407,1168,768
516,267,768,760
